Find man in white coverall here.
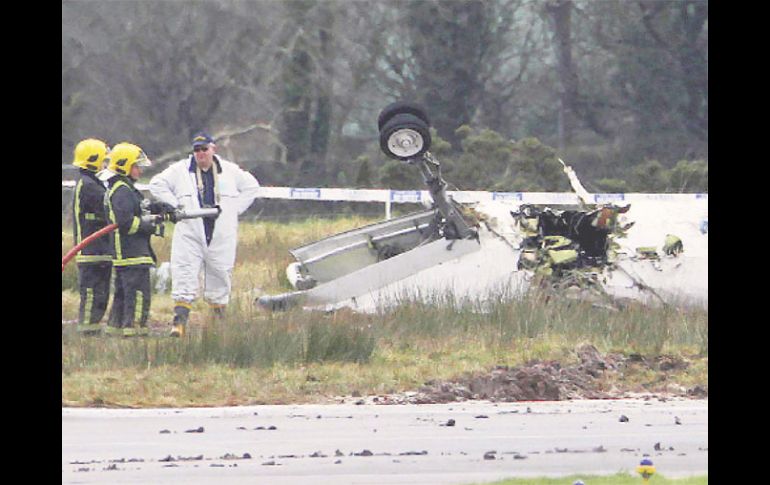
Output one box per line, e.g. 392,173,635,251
148,132,261,337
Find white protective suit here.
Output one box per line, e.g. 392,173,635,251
148,155,261,306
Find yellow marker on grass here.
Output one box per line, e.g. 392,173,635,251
636,458,656,483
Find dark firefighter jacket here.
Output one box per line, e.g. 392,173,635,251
105,176,157,267
72,169,112,264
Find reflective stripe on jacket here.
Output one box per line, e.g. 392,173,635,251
105,177,156,267
72,169,112,264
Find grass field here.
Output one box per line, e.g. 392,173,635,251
62,216,708,408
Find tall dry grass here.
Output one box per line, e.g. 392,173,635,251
63,216,707,374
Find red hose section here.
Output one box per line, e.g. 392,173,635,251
62,223,118,272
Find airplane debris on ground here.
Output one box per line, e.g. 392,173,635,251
256,102,707,313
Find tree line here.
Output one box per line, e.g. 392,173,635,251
62,0,707,193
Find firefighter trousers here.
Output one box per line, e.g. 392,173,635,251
77,262,112,326
108,266,151,329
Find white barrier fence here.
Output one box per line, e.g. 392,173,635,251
61,181,707,220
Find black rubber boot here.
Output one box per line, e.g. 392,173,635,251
170,305,190,337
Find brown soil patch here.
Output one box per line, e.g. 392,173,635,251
370,344,705,404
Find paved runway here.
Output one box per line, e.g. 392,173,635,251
62,398,707,484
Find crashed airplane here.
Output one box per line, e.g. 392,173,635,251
256,102,707,313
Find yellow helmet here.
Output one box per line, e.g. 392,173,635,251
106,142,152,176
72,138,109,172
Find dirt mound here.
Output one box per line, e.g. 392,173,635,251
374,344,705,404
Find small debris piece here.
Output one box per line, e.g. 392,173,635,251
654,442,662,451
309,451,327,458
159,429,171,434
335,449,344,457
619,415,629,422
178,455,204,461
675,416,682,425
483,451,497,460
593,445,607,453
475,415,489,419
353,449,373,456
185,426,205,433
444,419,456,427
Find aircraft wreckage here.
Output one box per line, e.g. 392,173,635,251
257,102,707,313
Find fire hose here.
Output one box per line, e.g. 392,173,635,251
62,206,221,272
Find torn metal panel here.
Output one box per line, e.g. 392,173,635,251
499,197,707,307
326,227,527,313
258,236,482,311
289,209,441,285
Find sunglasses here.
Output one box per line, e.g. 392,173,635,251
194,146,209,153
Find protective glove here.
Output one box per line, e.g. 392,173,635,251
138,215,161,234
149,201,176,214
149,201,179,223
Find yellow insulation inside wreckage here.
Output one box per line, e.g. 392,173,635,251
513,204,681,286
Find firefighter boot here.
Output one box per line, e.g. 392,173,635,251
170,304,190,337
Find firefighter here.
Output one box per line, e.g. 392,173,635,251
103,142,169,337
148,132,261,337
71,138,112,335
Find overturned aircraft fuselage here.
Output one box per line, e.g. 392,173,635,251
256,103,707,312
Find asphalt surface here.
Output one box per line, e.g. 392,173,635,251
62,398,708,484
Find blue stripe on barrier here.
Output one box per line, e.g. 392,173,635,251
390,190,422,203
289,188,321,200
492,192,523,202
594,193,625,203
